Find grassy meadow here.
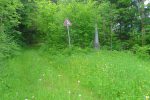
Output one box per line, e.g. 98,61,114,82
1,0,150,100
1,49,150,100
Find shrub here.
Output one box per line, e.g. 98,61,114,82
132,44,150,58
0,33,20,61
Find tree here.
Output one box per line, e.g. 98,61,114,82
94,23,100,49
98,1,117,50
0,0,22,59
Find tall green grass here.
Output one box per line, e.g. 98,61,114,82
1,49,150,100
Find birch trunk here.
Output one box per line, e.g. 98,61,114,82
94,24,100,49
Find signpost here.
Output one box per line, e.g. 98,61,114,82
64,19,72,47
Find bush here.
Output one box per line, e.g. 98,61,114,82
0,33,20,61
132,44,150,58
0,0,22,61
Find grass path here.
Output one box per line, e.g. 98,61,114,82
1,49,150,100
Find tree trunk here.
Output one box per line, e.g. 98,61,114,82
94,23,100,49
110,23,113,50
103,20,106,42
141,1,145,46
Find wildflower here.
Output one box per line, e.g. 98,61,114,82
32,96,35,99
68,90,71,94
58,74,62,77
78,94,81,97
77,80,80,84
145,96,149,100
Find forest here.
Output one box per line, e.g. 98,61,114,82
0,0,150,100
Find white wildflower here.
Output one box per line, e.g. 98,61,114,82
58,74,62,77
78,94,81,97
77,80,80,84
32,95,35,99
68,90,71,94
146,96,150,99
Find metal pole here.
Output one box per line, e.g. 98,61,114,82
67,25,71,47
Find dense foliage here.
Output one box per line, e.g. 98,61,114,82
0,0,21,61
0,0,150,57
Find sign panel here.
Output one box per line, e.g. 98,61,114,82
64,19,72,26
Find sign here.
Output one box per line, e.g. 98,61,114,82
64,19,72,47
64,19,72,26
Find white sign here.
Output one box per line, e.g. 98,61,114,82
64,19,72,26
